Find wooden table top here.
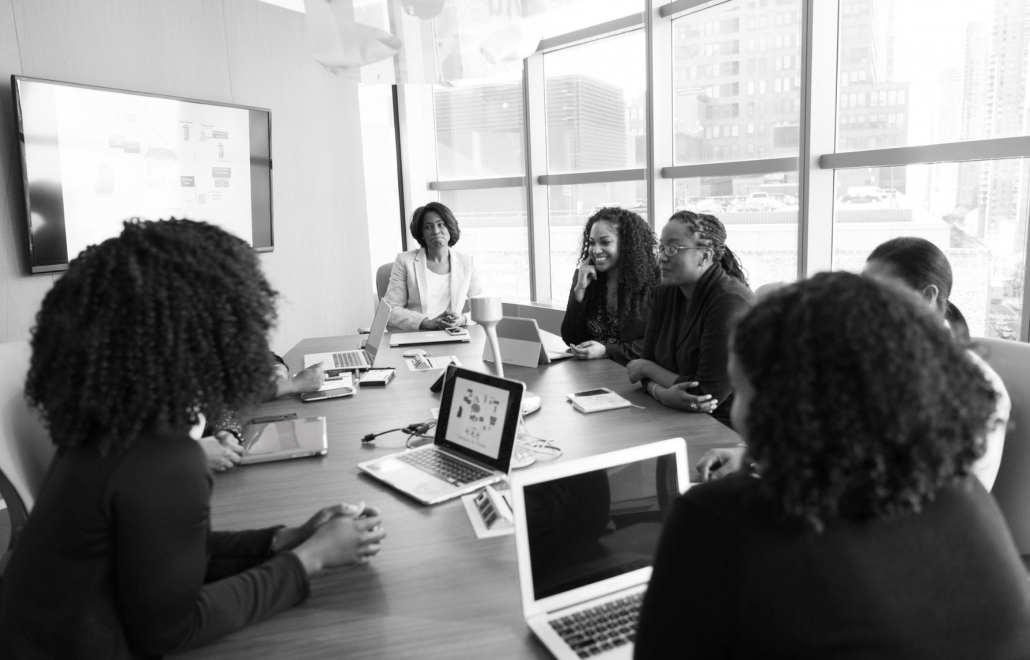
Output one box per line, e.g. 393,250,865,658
182,326,741,660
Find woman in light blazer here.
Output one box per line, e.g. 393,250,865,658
385,201,484,331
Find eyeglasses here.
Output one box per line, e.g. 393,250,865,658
657,243,708,257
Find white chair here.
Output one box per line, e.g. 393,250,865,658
0,341,55,553
976,337,1030,562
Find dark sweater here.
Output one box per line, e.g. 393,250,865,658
0,429,309,659
635,474,1030,660
640,266,754,423
561,271,655,366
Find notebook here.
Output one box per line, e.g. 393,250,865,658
357,365,524,505
239,416,328,465
305,297,391,375
482,317,574,367
511,438,689,660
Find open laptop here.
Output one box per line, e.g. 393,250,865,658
358,365,524,505
239,416,328,465
511,438,688,660
389,326,472,347
305,297,391,373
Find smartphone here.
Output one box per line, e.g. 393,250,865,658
572,388,610,397
445,326,466,336
300,387,354,402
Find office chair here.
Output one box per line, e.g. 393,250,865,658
359,263,395,334
976,336,1030,566
0,341,55,556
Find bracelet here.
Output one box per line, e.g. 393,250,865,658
649,382,661,401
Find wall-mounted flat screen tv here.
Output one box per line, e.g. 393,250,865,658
12,76,273,273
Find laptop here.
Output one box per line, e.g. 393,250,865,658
305,297,391,374
389,326,472,347
358,365,524,505
239,416,329,465
511,438,689,660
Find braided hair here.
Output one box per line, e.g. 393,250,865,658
26,219,278,455
668,211,749,286
576,206,659,329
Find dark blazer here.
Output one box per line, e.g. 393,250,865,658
560,271,655,367
641,265,754,424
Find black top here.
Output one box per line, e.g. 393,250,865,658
561,271,655,367
640,265,754,423
635,473,1030,660
0,428,309,659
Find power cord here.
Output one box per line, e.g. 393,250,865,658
362,420,437,448
514,416,562,463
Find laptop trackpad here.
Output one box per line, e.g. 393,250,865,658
369,460,453,494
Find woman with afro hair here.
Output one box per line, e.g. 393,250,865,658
635,272,1030,659
560,206,660,365
0,219,386,659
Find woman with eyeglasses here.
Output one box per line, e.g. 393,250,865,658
560,207,660,365
627,212,753,426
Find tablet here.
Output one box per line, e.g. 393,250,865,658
239,416,328,465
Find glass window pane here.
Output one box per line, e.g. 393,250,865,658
440,188,530,299
540,0,644,40
672,0,802,165
548,182,646,301
831,160,1029,340
835,1,1030,152
544,30,646,174
434,72,525,180
672,173,799,290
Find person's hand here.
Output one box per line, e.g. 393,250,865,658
626,359,656,384
199,431,243,472
290,364,325,394
420,311,459,330
291,509,386,574
272,502,376,552
570,340,607,360
659,381,718,413
573,259,597,301
696,447,747,481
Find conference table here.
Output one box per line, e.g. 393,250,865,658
183,326,741,660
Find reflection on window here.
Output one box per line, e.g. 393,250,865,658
440,189,530,299
831,160,1029,340
673,173,799,290
836,1,1030,152
544,30,646,173
548,182,646,300
434,73,525,180
539,0,644,40
672,0,802,165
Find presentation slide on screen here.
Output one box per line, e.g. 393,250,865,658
45,85,254,259
445,378,510,459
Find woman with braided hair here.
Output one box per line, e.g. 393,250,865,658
627,211,753,426
0,219,386,659
560,206,660,365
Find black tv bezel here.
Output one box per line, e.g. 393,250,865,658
11,75,274,274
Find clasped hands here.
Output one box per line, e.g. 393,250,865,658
420,310,464,330
626,359,718,413
279,503,387,573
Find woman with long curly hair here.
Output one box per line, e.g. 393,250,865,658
627,212,753,425
635,272,1030,659
0,219,386,658
560,206,659,365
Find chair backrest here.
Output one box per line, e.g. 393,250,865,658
0,341,55,546
375,262,393,301
975,337,1030,555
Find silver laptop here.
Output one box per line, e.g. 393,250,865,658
358,365,524,505
511,438,689,660
389,326,471,347
239,416,328,465
305,297,391,373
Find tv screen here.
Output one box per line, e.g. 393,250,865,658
12,76,273,273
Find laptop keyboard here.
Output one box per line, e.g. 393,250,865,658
549,592,643,658
332,351,367,368
397,448,492,486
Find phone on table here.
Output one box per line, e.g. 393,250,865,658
300,387,354,402
445,326,467,336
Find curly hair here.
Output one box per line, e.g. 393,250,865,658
409,201,461,248
668,211,748,286
576,206,659,329
26,219,278,455
732,272,996,531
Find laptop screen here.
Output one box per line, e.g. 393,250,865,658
365,299,392,362
523,455,680,601
434,366,523,473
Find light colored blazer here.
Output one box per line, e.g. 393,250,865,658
384,247,484,331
